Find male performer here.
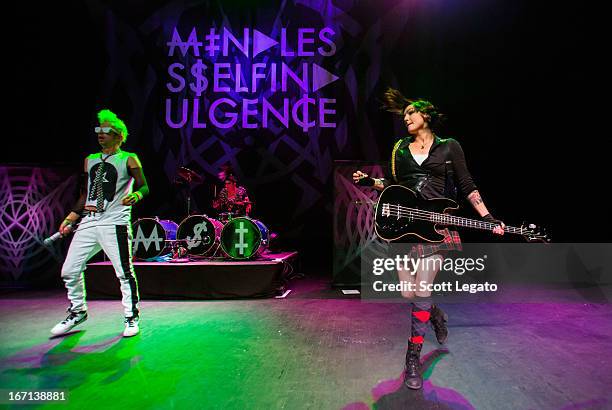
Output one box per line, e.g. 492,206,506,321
212,174,252,216
51,109,149,337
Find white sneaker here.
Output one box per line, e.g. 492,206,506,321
123,316,140,337
50,311,88,336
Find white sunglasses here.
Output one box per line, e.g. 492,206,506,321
94,126,119,134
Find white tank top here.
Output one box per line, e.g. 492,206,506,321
412,153,428,166
78,150,134,229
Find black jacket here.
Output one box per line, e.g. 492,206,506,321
383,136,478,200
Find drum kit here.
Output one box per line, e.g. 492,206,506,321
132,167,269,261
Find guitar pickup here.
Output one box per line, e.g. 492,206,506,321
382,203,390,217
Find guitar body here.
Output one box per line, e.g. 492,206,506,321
375,185,459,242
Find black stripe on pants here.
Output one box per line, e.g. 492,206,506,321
116,225,139,317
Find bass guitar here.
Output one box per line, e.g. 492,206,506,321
375,185,549,242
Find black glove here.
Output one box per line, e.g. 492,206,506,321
356,176,375,187
483,213,503,226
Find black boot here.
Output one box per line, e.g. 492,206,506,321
404,341,423,390
430,304,448,344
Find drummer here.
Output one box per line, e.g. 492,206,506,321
212,174,252,216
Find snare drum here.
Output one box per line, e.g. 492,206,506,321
132,218,178,259
220,217,269,259
176,215,223,256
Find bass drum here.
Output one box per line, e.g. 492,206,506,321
132,218,178,259
176,215,223,256
220,217,269,260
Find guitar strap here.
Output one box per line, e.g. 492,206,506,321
390,138,404,182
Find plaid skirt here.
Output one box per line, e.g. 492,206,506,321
409,229,462,259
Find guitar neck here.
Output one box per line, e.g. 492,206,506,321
435,213,523,235
386,204,524,235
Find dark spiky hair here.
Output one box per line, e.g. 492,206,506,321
381,87,445,129
381,87,411,114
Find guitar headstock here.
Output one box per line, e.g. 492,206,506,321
521,222,551,242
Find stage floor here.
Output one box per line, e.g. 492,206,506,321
1,278,611,409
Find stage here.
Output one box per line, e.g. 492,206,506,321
1,278,611,409
3,0,609,408
86,252,298,300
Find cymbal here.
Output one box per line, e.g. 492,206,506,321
176,167,204,184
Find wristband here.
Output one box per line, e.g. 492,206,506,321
483,213,502,225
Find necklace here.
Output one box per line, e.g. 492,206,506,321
101,149,120,161
418,134,435,150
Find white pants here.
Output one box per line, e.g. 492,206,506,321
61,224,139,317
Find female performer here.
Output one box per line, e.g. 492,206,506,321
353,88,504,389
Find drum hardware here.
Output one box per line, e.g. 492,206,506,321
174,166,204,216
168,241,189,263
217,199,255,222
218,212,235,224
